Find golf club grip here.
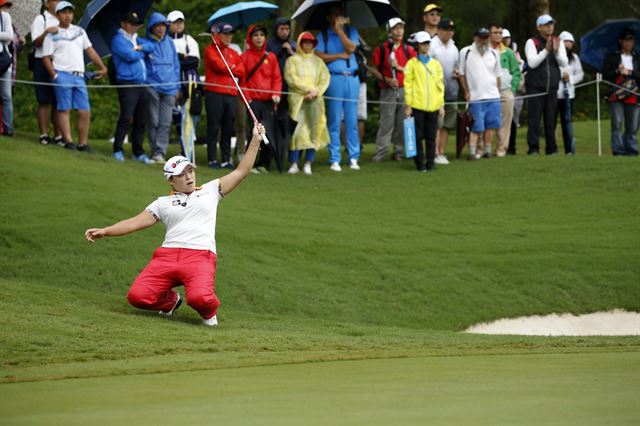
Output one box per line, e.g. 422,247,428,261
260,133,270,145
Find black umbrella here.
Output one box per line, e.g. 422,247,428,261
291,0,400,30
79,0,155,58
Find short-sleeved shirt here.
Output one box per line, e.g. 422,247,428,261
316,26,359,73
42,25,92,73
372,42,416,88
430,36,460,100
146,179,224,253
30,11,59,59
459,44,501,101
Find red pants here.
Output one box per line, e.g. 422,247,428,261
127,247,220,319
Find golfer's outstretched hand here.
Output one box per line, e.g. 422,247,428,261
85,228,106,243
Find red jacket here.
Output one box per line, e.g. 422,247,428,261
241,25,282,102
204,35,246,96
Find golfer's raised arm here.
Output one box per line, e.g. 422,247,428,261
85,210,158,243
220,124,265,197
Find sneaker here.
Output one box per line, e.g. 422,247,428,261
133,153,156,164
39,135,51,145
159,292,182,317
303,162,312,175
475,152,482,160
209,161,220,169
349,159,360,170
435,155,450,165
496,152,506,158
55,136,65,147
64,142,76,150
203,315,218,326
77,144,92,153
330,162,342,172
151,153,166,163
250,168,261,174
288,163,300,174
256,166,269,173
221,162,234,170
113,151,125,162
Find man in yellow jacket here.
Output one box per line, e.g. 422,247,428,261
404,31,445,172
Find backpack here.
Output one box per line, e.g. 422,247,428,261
321,27,352,68
376,41,410,92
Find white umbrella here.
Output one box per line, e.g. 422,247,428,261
9,0,42,37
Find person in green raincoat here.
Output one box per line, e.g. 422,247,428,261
284,31,330,175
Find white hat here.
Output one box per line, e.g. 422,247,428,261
55,1,75,13
502,28,511,38
559,31,574,43
163,156,196,180
387,17,405,31
414,31,431,44
167,10,185,23
536,14,554,26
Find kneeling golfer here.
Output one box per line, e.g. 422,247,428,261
85,124,266,326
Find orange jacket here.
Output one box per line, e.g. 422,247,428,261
204,35,246,96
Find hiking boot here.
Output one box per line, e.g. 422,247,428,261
159,292,182,318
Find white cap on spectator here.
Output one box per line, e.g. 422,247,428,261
55,1,75,13
167,10,185,23
414,31,431,44
536,14,554,26
502,28,511,38
387,17,405,31
559,31,574,43
163,156,196,180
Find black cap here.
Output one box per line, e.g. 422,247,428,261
249,25,267,36
475,27,490,37
123,11,143,25
438,18,455,30
620,28,635,40
213,22,234,33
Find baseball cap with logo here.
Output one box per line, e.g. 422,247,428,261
167,11,185,23
55,1,75,13
212,22,234,34
437,18,455,30
414,31,431,44
536,14,554,26
423,3,442,14
164,156,196,180
387,17,405,32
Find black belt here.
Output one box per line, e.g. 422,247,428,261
330,71,356,77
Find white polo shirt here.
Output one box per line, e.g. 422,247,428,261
30,11,59,58
459,43,501,101
146,179,224,253
41,24,91,73
172,34,200,59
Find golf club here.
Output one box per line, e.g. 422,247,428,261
199,32,269,145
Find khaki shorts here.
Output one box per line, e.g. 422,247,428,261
438,102,458,130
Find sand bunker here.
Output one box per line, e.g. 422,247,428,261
465,309,640,336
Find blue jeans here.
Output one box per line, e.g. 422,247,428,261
0,66,12,133
289,149,316,163
325,74,360,163
610,102,639,156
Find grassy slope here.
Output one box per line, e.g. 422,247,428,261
0,120,639,383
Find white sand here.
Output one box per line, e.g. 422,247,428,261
465,309,640,336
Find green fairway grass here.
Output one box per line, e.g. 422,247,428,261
0,119,638,423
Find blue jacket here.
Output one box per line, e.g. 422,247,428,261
142,12,180,95
111,28,152,84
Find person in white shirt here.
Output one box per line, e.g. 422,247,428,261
84,124,266,327
556,31,583,155
459,27,502,160
42,1,106,151
30,0,62,145
0,0,14,136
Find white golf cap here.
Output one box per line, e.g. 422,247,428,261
502,28,511,38
55,1,75,13
163,156,196,180
536,14,554,26
559,31,574,43
414,31,431,44
167,10,185,23
387,17,405,31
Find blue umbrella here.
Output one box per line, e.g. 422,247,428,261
580,18,640,72
291,0,400,30
207,1,278,30
79,0,155,58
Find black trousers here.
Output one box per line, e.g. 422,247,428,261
526,89,558,155
113,85,148,157
507,119,517,154
247,100,277,170
413,109,438,170
273,95,292,152
205,92,236,164
557,98,574,154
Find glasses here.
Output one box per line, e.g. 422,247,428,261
426,12,441,17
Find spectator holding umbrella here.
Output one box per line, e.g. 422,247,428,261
556,31,583,155
603,28,639,156
284,31,330,175
241,24,281,173
142,12,180,163
204,22,246,169
0,0,14,137
30,0,62,146
110,11,154,164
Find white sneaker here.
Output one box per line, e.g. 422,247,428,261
330,162,342,172
159,292,182,318
288,163,299,174
349,159,360,170
203,315,218,326
303,162,312,175
435,155,450,165
152,153,166,163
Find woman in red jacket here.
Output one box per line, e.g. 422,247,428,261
204,22,246,169
241,24,282,172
